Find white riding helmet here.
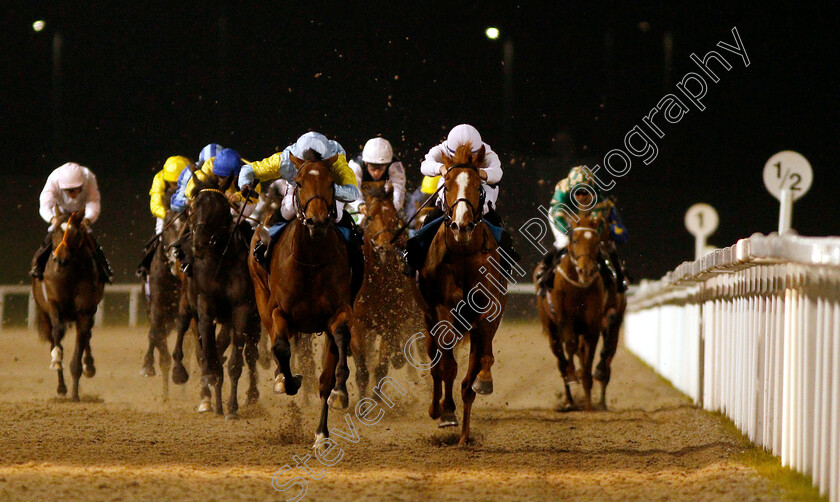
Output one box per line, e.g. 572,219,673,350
445,124,482,154
362,138,394,164
56,162,86,189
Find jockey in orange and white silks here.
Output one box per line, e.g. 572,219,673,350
348,137,407,223
31,162,113,282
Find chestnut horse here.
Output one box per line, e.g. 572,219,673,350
32,212,105,400
181,178,261,418
248,149,355,444
350,181,416,396
416,143,507,446
535,212,610,411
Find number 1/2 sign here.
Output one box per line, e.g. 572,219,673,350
763,150,813,201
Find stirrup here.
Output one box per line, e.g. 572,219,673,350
253,241,270,270
30,266,43,280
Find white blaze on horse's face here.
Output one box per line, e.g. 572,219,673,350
451,171,475,243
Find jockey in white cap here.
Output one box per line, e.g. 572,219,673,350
348,137,407,223
30,162,113,282
404,124,518,275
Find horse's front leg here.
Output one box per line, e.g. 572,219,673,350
350,320,370,398
244,311,262,405
69,313,94,402
197,299,223,415
270,308,301,395
171,294,193,385
327,306,352,410
49,305,67,396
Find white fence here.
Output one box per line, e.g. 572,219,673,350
0,283,144,331
626,233,840,500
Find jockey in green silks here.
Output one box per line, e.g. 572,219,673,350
536,166,629,294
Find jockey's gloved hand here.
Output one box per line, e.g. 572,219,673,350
238,165,256,193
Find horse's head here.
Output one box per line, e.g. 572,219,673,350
291,149,337,239
188,178,232,257
567,213,605,285
441,143,485,243
52,212,88,267
361,181,401,263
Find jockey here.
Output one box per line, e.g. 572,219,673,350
536,165,629,293
170,143,222,214
30,162,113,283
347,137,407,224
237,131,364,296
136,155,192,277
404,124,518,274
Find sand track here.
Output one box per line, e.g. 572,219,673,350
0,322,781,501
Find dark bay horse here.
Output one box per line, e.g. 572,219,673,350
140,207,187,399
350,181,417,396
416,143,507,446
248,149,355,445
32,211,106,400
181,177,261,418
535,212,609,411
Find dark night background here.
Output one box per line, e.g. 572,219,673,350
1,2,838,285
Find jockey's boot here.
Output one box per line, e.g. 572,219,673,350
136,244,156,278
90,236,114,284
29,240,53,280
536,248,560,295
402,208,445,277
609,246,629,293
337,212,365,298
253,225,272,271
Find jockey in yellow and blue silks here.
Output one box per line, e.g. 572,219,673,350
136,155,192,277
237,131,365,296
170,143,223,214
537,165,629,293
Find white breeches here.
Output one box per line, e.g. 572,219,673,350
155,217,164,234
548,213,569,250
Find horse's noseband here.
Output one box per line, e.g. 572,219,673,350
294,180,336,225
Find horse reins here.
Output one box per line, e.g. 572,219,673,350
558,225,601,288
442,164,485,229
389,182,446,245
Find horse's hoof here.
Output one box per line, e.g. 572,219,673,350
140,365,156,377
171,365,189,384
197,400,212,413
563,375,580,385
471,377,493,395
70,394,80,403
313,432,327,448
225,412,239,420
83,363,96,378
328,389,349,410
273,376,284,394
56,385,67,397
246,390,260,405
50,362,62,371
438,413,459,428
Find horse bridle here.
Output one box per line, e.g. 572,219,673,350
443,164,485,228
191,188,233,250
293,177,336,224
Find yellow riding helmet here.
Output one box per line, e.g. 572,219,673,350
162,155,191,182
420,175,440,194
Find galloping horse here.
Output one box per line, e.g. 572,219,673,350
249,149,355,444
416,143,507,446
140,206,187,399
181,177,261,418
535,212,609,411
350,180,416,396
32,211,106,400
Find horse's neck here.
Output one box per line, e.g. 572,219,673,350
291,219,339,257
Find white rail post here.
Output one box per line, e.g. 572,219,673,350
0,287,5,332
94,298,104,327
28,292,36,330
128,286,139,328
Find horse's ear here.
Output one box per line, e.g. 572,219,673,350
474,144,486,167
289,154,305,169
325,154,339,167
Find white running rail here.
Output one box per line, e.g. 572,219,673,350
626,232,840,500
0,283,144,331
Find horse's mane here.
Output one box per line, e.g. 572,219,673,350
302,148,323,162
188,173,220,199
450,142,478,166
